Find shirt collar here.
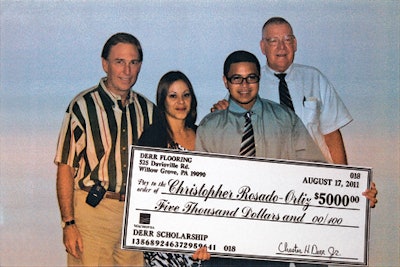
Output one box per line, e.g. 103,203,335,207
99,77,132,105
266,63,294,78
228,96,262,117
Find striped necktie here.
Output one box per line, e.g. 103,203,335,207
239,112,256,157
275,73,295,111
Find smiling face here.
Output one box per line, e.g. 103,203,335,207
260,23,297,73
101,42,142,98
224,62,259,110
165,80,192,122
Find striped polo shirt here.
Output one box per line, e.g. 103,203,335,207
54,77,158,193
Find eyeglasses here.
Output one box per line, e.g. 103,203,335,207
263,35,296,47
227,74,260,84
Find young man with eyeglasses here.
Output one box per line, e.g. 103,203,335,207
196,50,325,266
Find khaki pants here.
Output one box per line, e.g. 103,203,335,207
68,190,144,266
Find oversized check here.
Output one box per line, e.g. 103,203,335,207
122,146,371,266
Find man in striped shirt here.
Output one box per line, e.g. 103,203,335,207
54,33,159,266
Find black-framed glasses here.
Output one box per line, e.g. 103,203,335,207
227,74,260,84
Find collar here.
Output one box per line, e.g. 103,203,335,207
99,77,132,106
266,63,294,78
228,96,262,118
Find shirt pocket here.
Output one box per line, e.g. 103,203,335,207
303,97,320,125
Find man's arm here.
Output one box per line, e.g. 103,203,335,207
56,163,83,259
57,163,75,222
324,129,347,165
324,130,378,207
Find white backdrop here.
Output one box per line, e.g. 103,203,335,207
0,1,399,266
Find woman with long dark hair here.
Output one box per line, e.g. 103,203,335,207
138,71,209,266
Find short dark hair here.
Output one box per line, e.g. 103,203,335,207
262,17,293,33
223,50,260,77
157,71,197,131
101,32,143,61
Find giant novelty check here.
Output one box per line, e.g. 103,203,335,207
122,146,371,266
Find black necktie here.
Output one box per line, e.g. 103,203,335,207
275,73,294,111
239,112,256,157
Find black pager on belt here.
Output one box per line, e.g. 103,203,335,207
86,182,106,207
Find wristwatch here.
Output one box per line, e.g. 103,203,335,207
61,219,75,229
